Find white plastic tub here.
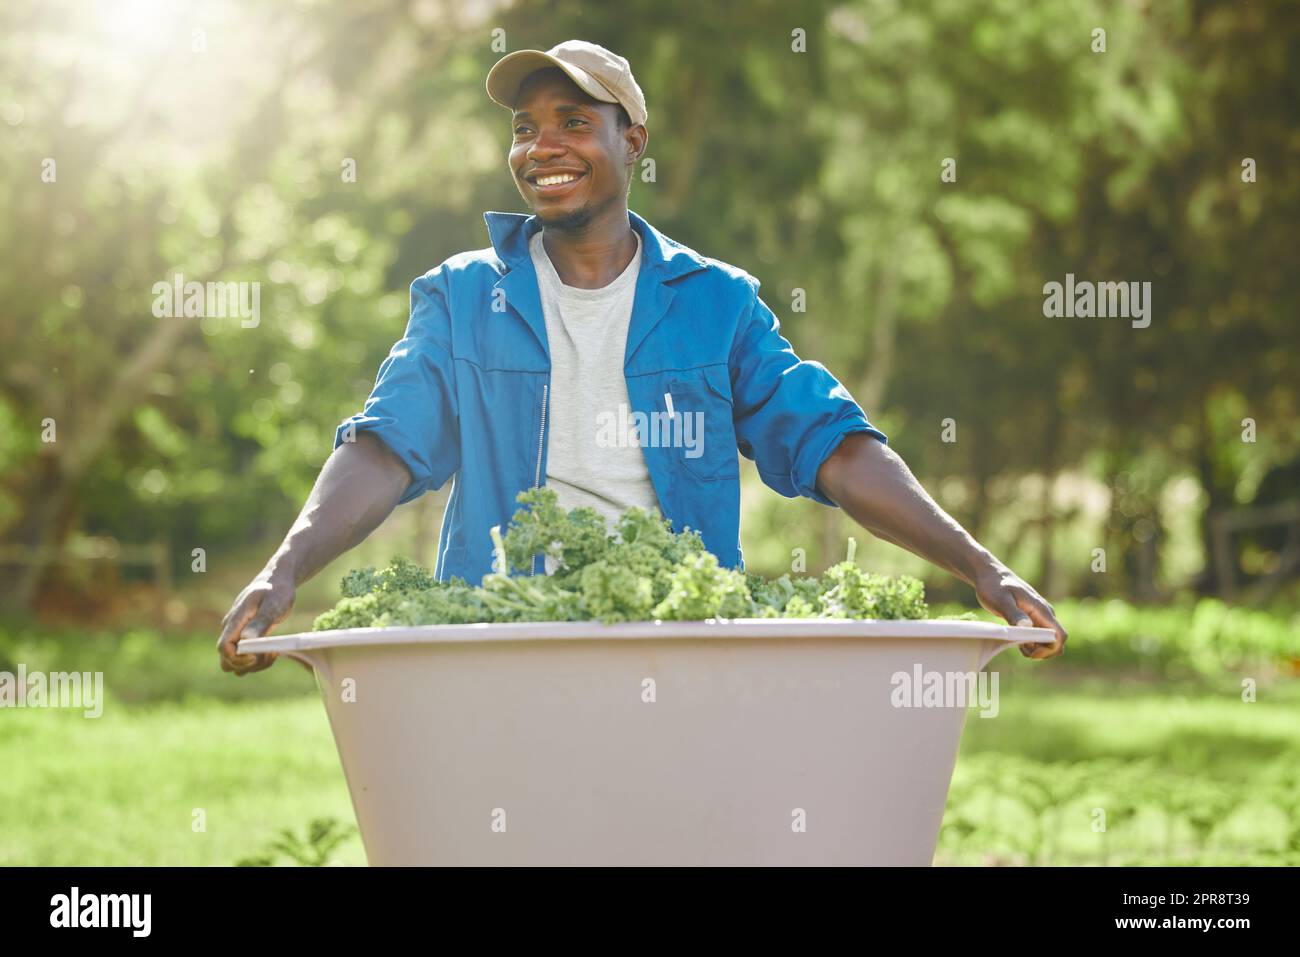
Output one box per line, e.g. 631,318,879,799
239,619,1050,866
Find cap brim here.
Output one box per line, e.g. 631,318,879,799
486,50,620,113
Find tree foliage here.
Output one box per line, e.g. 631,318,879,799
2,0,1296,609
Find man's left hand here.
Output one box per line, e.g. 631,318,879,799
973,565,1068,659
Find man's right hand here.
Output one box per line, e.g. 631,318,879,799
217,572,297,676
215,432,413,678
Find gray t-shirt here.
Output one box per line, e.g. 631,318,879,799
528,228,661,562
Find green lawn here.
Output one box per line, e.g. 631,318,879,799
938,668,1300,866
0,697,363,866
2,627,1297,866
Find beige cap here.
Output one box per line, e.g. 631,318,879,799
486,39,647,127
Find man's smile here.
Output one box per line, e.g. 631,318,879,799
523,167,588,198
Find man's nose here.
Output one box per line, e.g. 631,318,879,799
527,126,566,159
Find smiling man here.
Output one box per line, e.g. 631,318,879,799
218,39,1066,675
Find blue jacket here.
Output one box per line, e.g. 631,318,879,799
336,208,887,582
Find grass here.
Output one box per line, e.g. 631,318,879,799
0,697,363,866
938,667,1300,866
0,623,362,866
1,622,1297,865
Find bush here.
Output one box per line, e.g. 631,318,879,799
1051,597,1300,676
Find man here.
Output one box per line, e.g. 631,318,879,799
219,40,1066,675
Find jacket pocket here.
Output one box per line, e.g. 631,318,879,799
665,365,740,482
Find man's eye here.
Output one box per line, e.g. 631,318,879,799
566,118,586,127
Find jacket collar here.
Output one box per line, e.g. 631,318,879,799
483,207,708,280
482,208,709,367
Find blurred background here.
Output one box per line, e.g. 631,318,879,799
1,0,1297,865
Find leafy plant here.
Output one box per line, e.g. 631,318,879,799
314,488,928,629
235,817,356,867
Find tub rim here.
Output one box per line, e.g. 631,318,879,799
239,618,1055,655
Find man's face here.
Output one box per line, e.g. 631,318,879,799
509,68,640,229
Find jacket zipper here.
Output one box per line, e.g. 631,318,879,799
533,381,549,489
530,381,549,576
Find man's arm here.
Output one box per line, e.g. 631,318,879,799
816,432,1068,659
216,432,411,675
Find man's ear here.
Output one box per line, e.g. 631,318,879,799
627,124,648,164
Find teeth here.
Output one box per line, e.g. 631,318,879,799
536,173,578,186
